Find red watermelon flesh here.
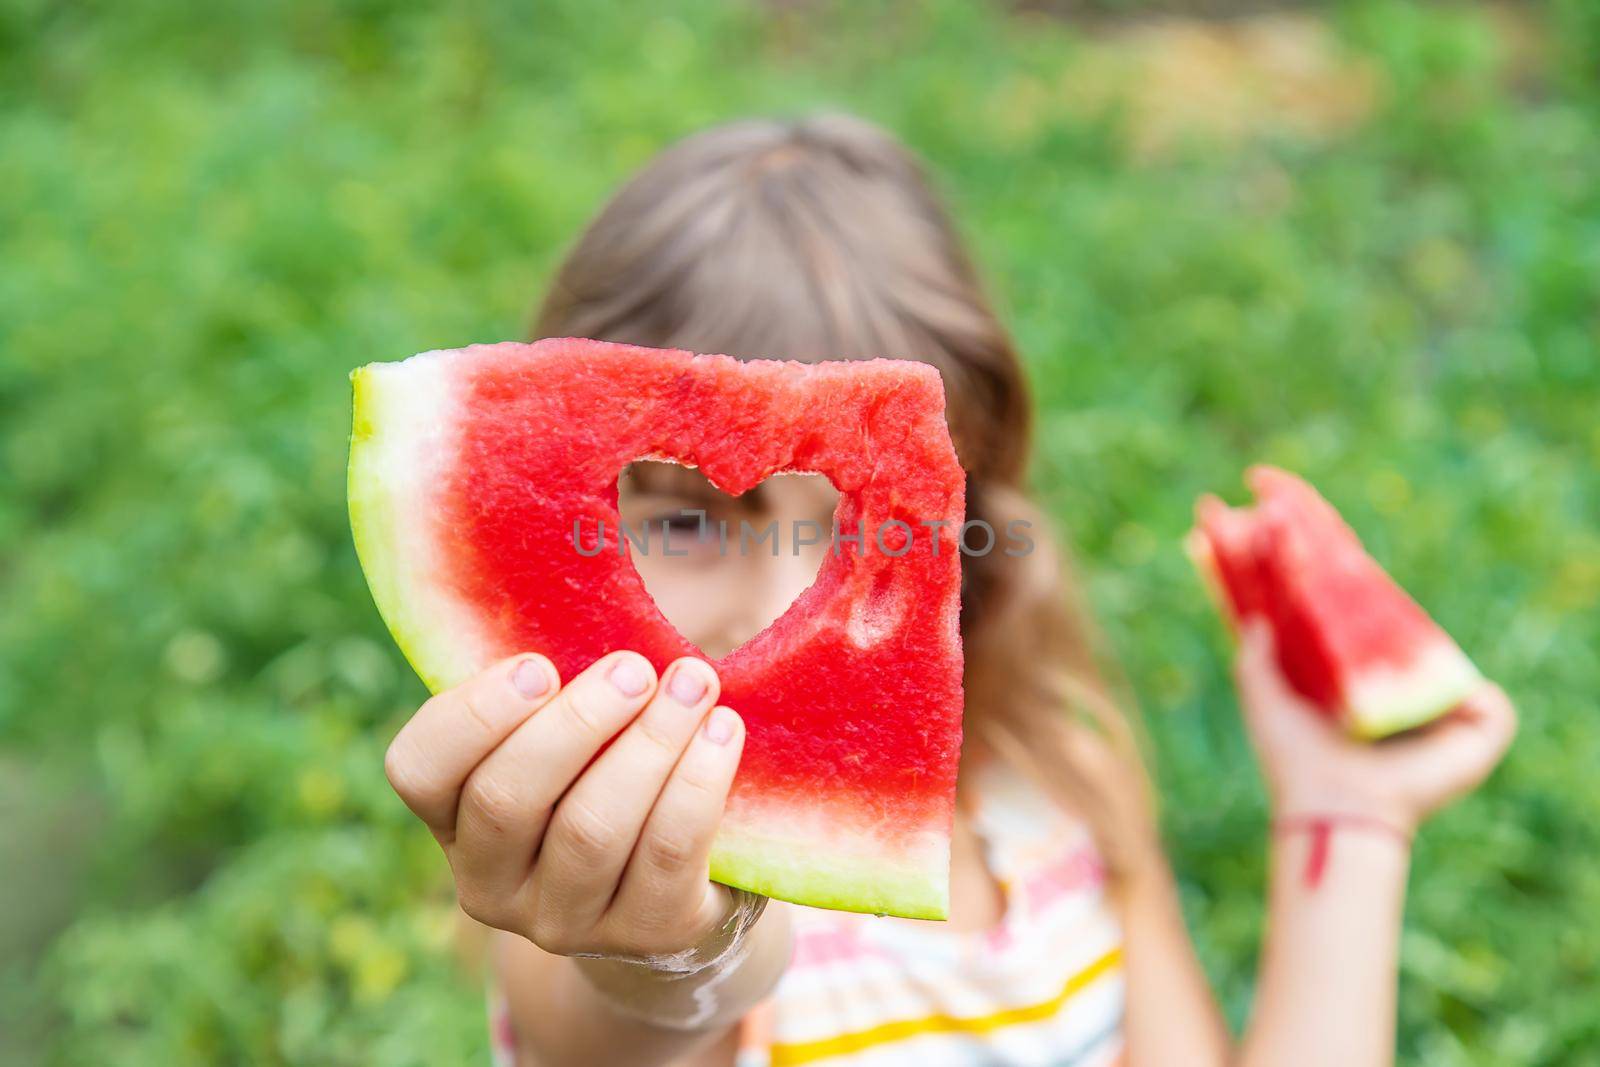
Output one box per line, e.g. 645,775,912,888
1187,495,1269,623
349,338,966,919
1189,466,1480,738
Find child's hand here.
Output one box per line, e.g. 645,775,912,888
1234,621,1517,833
383,650,753,964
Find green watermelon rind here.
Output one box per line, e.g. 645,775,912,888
711,829,949,920
349,358,493,696
349,351,955,920
1343,640,1482,740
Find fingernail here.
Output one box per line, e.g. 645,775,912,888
704,707,737,745
608,655,653,697
512,657,551,699
668,663,709,705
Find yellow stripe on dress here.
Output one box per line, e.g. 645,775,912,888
767,946,1123,1066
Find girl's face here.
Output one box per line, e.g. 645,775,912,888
617,461,840,658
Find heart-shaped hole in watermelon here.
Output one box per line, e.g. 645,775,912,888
349,339,967,918
617,460,837,659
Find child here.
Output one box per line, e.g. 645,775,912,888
381,114,1516,1067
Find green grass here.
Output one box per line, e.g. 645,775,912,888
2,1,1597,1064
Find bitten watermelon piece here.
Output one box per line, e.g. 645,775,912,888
1188,465,1481,739
349,338,966,919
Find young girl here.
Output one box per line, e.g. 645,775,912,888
381,114,1516,1067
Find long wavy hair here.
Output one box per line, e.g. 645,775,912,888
531,114,1152,875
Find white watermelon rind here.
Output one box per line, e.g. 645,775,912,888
349,356,504,694
1343,640,1482,741
1183,527,1236,633
348,349,953,920
712,819,950,920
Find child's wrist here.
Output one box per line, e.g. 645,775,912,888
575,897,789,1031
1271,785,1419,838
1269,808,1412,889
1271,810,1413,847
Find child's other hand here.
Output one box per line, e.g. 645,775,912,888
383,650,754,963
1233,621,1517,833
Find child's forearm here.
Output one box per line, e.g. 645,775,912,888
1238,818,1411,1067
1115,851,1235,1066
495,904,792,1067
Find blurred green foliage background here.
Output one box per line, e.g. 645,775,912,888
2,1,1597,1064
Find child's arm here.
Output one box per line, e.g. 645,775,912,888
383,650,789,1067
1235,809,1410,1065
1084,739,1233,1065
1114,848,1235,1064
1114,623,1514,1067
1229,622,1516,1066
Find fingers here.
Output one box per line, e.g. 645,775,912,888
1232,620,1327,741
1231,620,1278,710
1234,621,1292,713
1460,681,1520,782
533,660,723,931
1457,682,1519,754
386,650,753,959
1385,682,1518,809
450,651,662,896
385,653,561,839
608,705,746,943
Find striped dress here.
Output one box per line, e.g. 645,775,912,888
489,755,1125,1066
734,756,1125,1066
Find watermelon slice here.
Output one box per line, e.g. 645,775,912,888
349,338,966,919
1188,466,1481,739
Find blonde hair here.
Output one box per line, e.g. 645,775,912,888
532,114,1152,875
